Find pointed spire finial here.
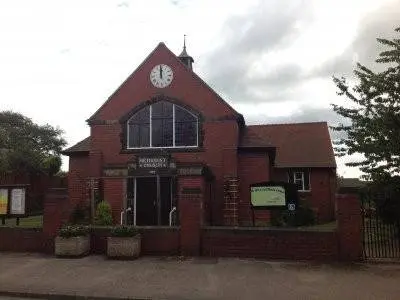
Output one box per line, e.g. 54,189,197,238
178,34,194,70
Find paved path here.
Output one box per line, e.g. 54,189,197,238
1,253,400,300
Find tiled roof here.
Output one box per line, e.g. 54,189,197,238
62,137,90,155
239,127,274,149
241,122,336,168
63,122,336,168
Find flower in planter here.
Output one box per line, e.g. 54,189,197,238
58,225,90,238
110,225,139,237
107,225,141,258
55,225,90,257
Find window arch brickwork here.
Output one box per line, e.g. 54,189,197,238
121,97,202,150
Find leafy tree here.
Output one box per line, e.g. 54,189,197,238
332,27,400,224
0,111,66,175
331,27,400,181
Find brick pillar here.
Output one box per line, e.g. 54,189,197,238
336,194,362,261
42,188,70,253
223,177,239,226
178,176,204,256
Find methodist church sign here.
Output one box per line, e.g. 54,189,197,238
250,182,298,210
251,186,286,207
138,156,169,169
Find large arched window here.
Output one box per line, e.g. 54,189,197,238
127,101,198,148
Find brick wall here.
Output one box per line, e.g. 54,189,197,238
68,154,90,207
0,228,45,252
178,176,204,256
336,194,362,261
103,178,124,223
42,188,71,253
272,168,336,223
238,153,270,226
202,227,338,261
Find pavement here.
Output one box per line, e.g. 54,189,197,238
1,253,400,300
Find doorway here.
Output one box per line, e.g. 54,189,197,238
127,176,175,226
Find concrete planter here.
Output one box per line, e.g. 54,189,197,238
55,235,90,257
107,235,141,259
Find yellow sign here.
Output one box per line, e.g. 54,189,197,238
251,186,286,207
0,189,8,215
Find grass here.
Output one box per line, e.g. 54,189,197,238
0,215,43,228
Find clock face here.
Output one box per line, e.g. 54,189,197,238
149,64,173,88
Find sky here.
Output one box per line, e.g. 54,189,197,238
0,0,399,176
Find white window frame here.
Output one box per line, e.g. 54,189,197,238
127,103,199,149
288,169,311,191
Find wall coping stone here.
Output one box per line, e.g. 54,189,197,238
202,226,337,233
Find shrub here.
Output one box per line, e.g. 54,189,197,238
94,201,113,226
110,225,139,237
270,202,315,227
59,225,89,238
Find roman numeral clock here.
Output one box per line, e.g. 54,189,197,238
150,64,174,88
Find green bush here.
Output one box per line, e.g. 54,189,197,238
94,201,113,226
59,225,89,238
110,225,139,237
270,202,315,227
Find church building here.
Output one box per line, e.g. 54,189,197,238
63,42,337,227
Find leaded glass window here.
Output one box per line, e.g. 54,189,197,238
127,101,198,148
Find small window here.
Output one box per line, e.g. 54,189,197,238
288,169,310,191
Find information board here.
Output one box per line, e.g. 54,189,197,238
11,188,25,215
251,186,286,207
0,189,8,215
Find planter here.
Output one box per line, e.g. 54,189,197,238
107,235,141,259
55,235,90,257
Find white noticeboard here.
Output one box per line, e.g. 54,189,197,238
11,188,25,215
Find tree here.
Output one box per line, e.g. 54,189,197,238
0,111,67,175
331,27,400,182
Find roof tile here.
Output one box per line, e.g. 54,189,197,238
242,122,336,168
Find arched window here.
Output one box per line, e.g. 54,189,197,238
127,101,198,148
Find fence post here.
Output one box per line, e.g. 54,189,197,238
336,194,363,261
43,188,70,253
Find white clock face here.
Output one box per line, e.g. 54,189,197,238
150,64,173,88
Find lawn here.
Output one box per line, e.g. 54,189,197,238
1,215,43,228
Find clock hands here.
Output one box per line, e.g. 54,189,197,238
159,65,163,79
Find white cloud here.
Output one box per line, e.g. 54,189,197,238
0,0,397,176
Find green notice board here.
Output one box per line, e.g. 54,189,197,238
251,186,286,207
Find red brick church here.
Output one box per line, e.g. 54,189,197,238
64,42,336,227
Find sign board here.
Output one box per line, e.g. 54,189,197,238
11,188,25,215
250,181,299,210
138,156,168,169
251,186,286,207
0,189,8,215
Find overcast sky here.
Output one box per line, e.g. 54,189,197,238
1,0,399,176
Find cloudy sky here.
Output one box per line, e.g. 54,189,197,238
1,0,399,176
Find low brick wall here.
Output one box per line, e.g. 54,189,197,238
0,227,46,253
202,226,338,261
91,226,180,255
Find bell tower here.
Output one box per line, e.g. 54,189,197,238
178,35,194,70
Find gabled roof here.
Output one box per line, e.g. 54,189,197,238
87,42,242,124
241,122,336,168
62,137,90,155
